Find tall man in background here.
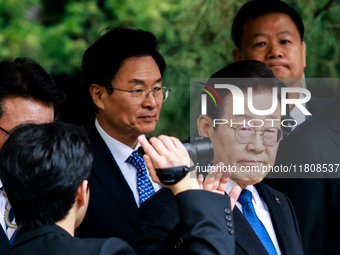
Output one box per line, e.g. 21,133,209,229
0,58,65,255
76,28,169,244
232,0,332,127
231,1,338,254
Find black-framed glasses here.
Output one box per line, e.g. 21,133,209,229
0,127,8,134
227,125,283,146
103,85,171,105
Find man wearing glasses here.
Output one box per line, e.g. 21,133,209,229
76,27,170,244
133,61,304,255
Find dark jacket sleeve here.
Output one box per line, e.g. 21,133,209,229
132,188,181,255
176,190,235,255
133,188,235,255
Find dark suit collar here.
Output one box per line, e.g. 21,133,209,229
11,224,70,248
89,127,138,226
233,206,269,255
255,182,301,255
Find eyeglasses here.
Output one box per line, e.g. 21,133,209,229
227,125,283,146
0,127,8,134
103,85,171,105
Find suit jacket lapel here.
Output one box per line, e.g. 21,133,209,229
89,128,138,226
234,206,269,255
255,183,300,255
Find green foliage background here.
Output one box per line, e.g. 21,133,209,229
0,0,339,139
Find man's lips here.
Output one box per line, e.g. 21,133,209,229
239,160,265,165
267,61,289,68
138,115,156,121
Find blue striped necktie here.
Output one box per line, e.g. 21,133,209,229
238,189,278,255
126,150,155,204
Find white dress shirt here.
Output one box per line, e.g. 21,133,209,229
0,180,8,232
226,179,282,255
95,119,161,207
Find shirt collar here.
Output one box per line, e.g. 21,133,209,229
225,179,263,207
95,119,142,166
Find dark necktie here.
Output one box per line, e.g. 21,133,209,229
238,189,278,255
126,150,155,204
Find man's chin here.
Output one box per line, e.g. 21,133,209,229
137,123,157,135
271,69,291,79
231,176,265,188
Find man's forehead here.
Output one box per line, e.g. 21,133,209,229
223,91,281,116
241,12,300,40
1,96,54,123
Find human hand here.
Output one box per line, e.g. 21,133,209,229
197,162,241,210
138,135,199,195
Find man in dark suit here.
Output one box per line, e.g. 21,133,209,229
133,61,304,255
231,0,332,127
76,28,168,243
0,58,65,255
267,94,340,255
0,122,239,255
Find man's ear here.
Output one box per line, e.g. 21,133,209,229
197,115,213,136
89,84,106,110
76,180,89,207
302,41,307,68
232,48,241,62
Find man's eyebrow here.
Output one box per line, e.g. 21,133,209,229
277,30,293,36
253,33,266,39
128,77,163,85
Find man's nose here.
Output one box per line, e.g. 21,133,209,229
247,132,266,153
267,42,283,59
142,91,157,108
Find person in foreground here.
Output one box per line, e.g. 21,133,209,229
0,57,65,255
0,122,240,255
133,61,304,255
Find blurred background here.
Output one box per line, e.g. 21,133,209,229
0,0,339,139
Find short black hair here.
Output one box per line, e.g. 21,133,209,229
0,58,65,118
232,0,304,48
82,27,166,111
204,60,284,123
0,122,93,230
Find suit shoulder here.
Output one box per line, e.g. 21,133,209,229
308,96,333,115
257,182,290,202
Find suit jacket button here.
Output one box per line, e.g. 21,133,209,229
228,228,234,235
224,208,231,214
226,222,233,227
225,215,232,221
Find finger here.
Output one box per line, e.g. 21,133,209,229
138,136,161,161
170,137,189,155
149,137,172,158
229,186,242,210
212,172,223,191
216,177,229,192
197,174,204,189
202,168,216,190
157,135,177,152
170,136,184,149
143,154,161,185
